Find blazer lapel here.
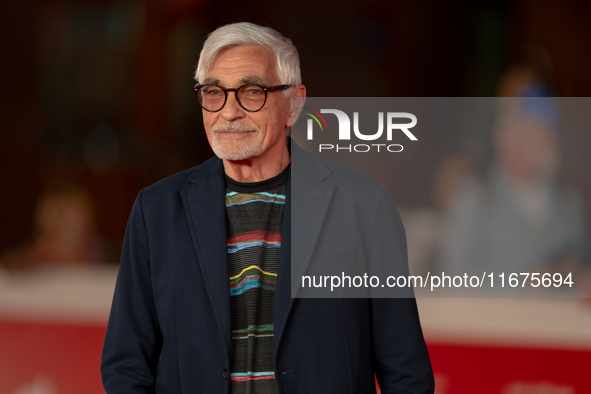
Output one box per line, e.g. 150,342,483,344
181,158,232,357
274,141,334,357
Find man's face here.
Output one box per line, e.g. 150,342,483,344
201,45,293,162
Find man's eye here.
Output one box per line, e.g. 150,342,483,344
204,87,222,96
245,87,262,95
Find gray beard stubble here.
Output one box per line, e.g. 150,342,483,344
210,123,263,160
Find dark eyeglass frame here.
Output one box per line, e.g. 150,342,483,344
192,83,292,112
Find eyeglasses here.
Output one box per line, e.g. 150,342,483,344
193,84,292,112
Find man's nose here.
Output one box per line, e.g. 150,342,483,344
219,91,246,121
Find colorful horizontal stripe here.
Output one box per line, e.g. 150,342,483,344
226,199,285,207
225,192,285,207
232,323,274,334
230,265,277,281
227,230,282,254
232,332,274,339
225,191,285,199
227,242,280,253
230,371,275,382
230,279,275,296
227,231,282,245
229,266,276,292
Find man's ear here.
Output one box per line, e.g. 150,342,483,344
288,85,307,128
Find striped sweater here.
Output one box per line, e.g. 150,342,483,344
225,166,288,394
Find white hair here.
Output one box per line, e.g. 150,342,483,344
194,22,302,92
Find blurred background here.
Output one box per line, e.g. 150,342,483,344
1,0,591,393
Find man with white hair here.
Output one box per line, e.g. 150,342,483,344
101,22,434,393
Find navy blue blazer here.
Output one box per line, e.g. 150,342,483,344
101,141,434,394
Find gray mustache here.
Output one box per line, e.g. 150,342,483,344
211,123,259,133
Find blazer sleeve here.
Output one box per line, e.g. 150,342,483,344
366,185,435,394
101,189,162,393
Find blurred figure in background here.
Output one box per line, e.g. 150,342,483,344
0,186,111,271
402,154,474,276
496,46,553,98
439,80,590,286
